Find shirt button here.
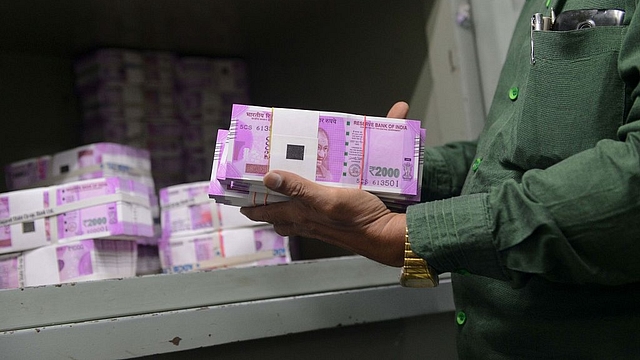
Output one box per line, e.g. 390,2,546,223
508,86,519,101
472,158,482,172
456,311,467,325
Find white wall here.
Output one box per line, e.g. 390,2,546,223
470,0,525,113
410,0,486,147
409,0,523,148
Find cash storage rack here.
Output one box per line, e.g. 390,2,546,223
0,0,462,358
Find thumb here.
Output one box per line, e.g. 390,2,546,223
386,101,409,119
263,170,318,199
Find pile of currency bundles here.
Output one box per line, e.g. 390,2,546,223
0,177,154,289
1,143,159,289
74,49,182,190
74,48,250,189
158,181,291,274
4,142,159,217
176,56,250,184
209,104,425,211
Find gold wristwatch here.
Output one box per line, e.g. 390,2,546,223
400,227,439,288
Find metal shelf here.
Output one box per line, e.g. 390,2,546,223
0,256,453,359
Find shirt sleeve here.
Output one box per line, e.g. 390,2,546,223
421,141,477,201
408,8,640,288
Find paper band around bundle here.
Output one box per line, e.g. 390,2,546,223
0,192,150,227
28,162,153,188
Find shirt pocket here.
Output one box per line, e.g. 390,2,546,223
516,26,626,169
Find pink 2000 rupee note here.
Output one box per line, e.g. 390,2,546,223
225,104,422,196
56,240,96,282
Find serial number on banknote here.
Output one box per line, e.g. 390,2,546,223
238,124,270,132
371,179,400,187
368,166,400,178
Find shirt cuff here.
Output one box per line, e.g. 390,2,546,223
406,193,508,280
421,147,455,201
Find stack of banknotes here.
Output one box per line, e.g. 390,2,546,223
0,177,154,255
0,176,155,289
0,238,137,289
5,142,164,277
158,181,291,274
4,142,159,218
160,181,261,238
159,225,291,274
208,104,425,210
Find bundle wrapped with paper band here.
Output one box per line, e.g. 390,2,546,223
158,225,290,274
4,142,159,217
159,181,265,238
0,177,154,255
209,104,425,210
158,181,289,273
0,238,138,289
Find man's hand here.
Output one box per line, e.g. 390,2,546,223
240,169,406,266
239,102,411,267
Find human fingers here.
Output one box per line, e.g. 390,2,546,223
262,170,325,201
239,170,406,266
239,170,328,225
386,101,409,119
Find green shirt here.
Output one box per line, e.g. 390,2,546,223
406,0,640,358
